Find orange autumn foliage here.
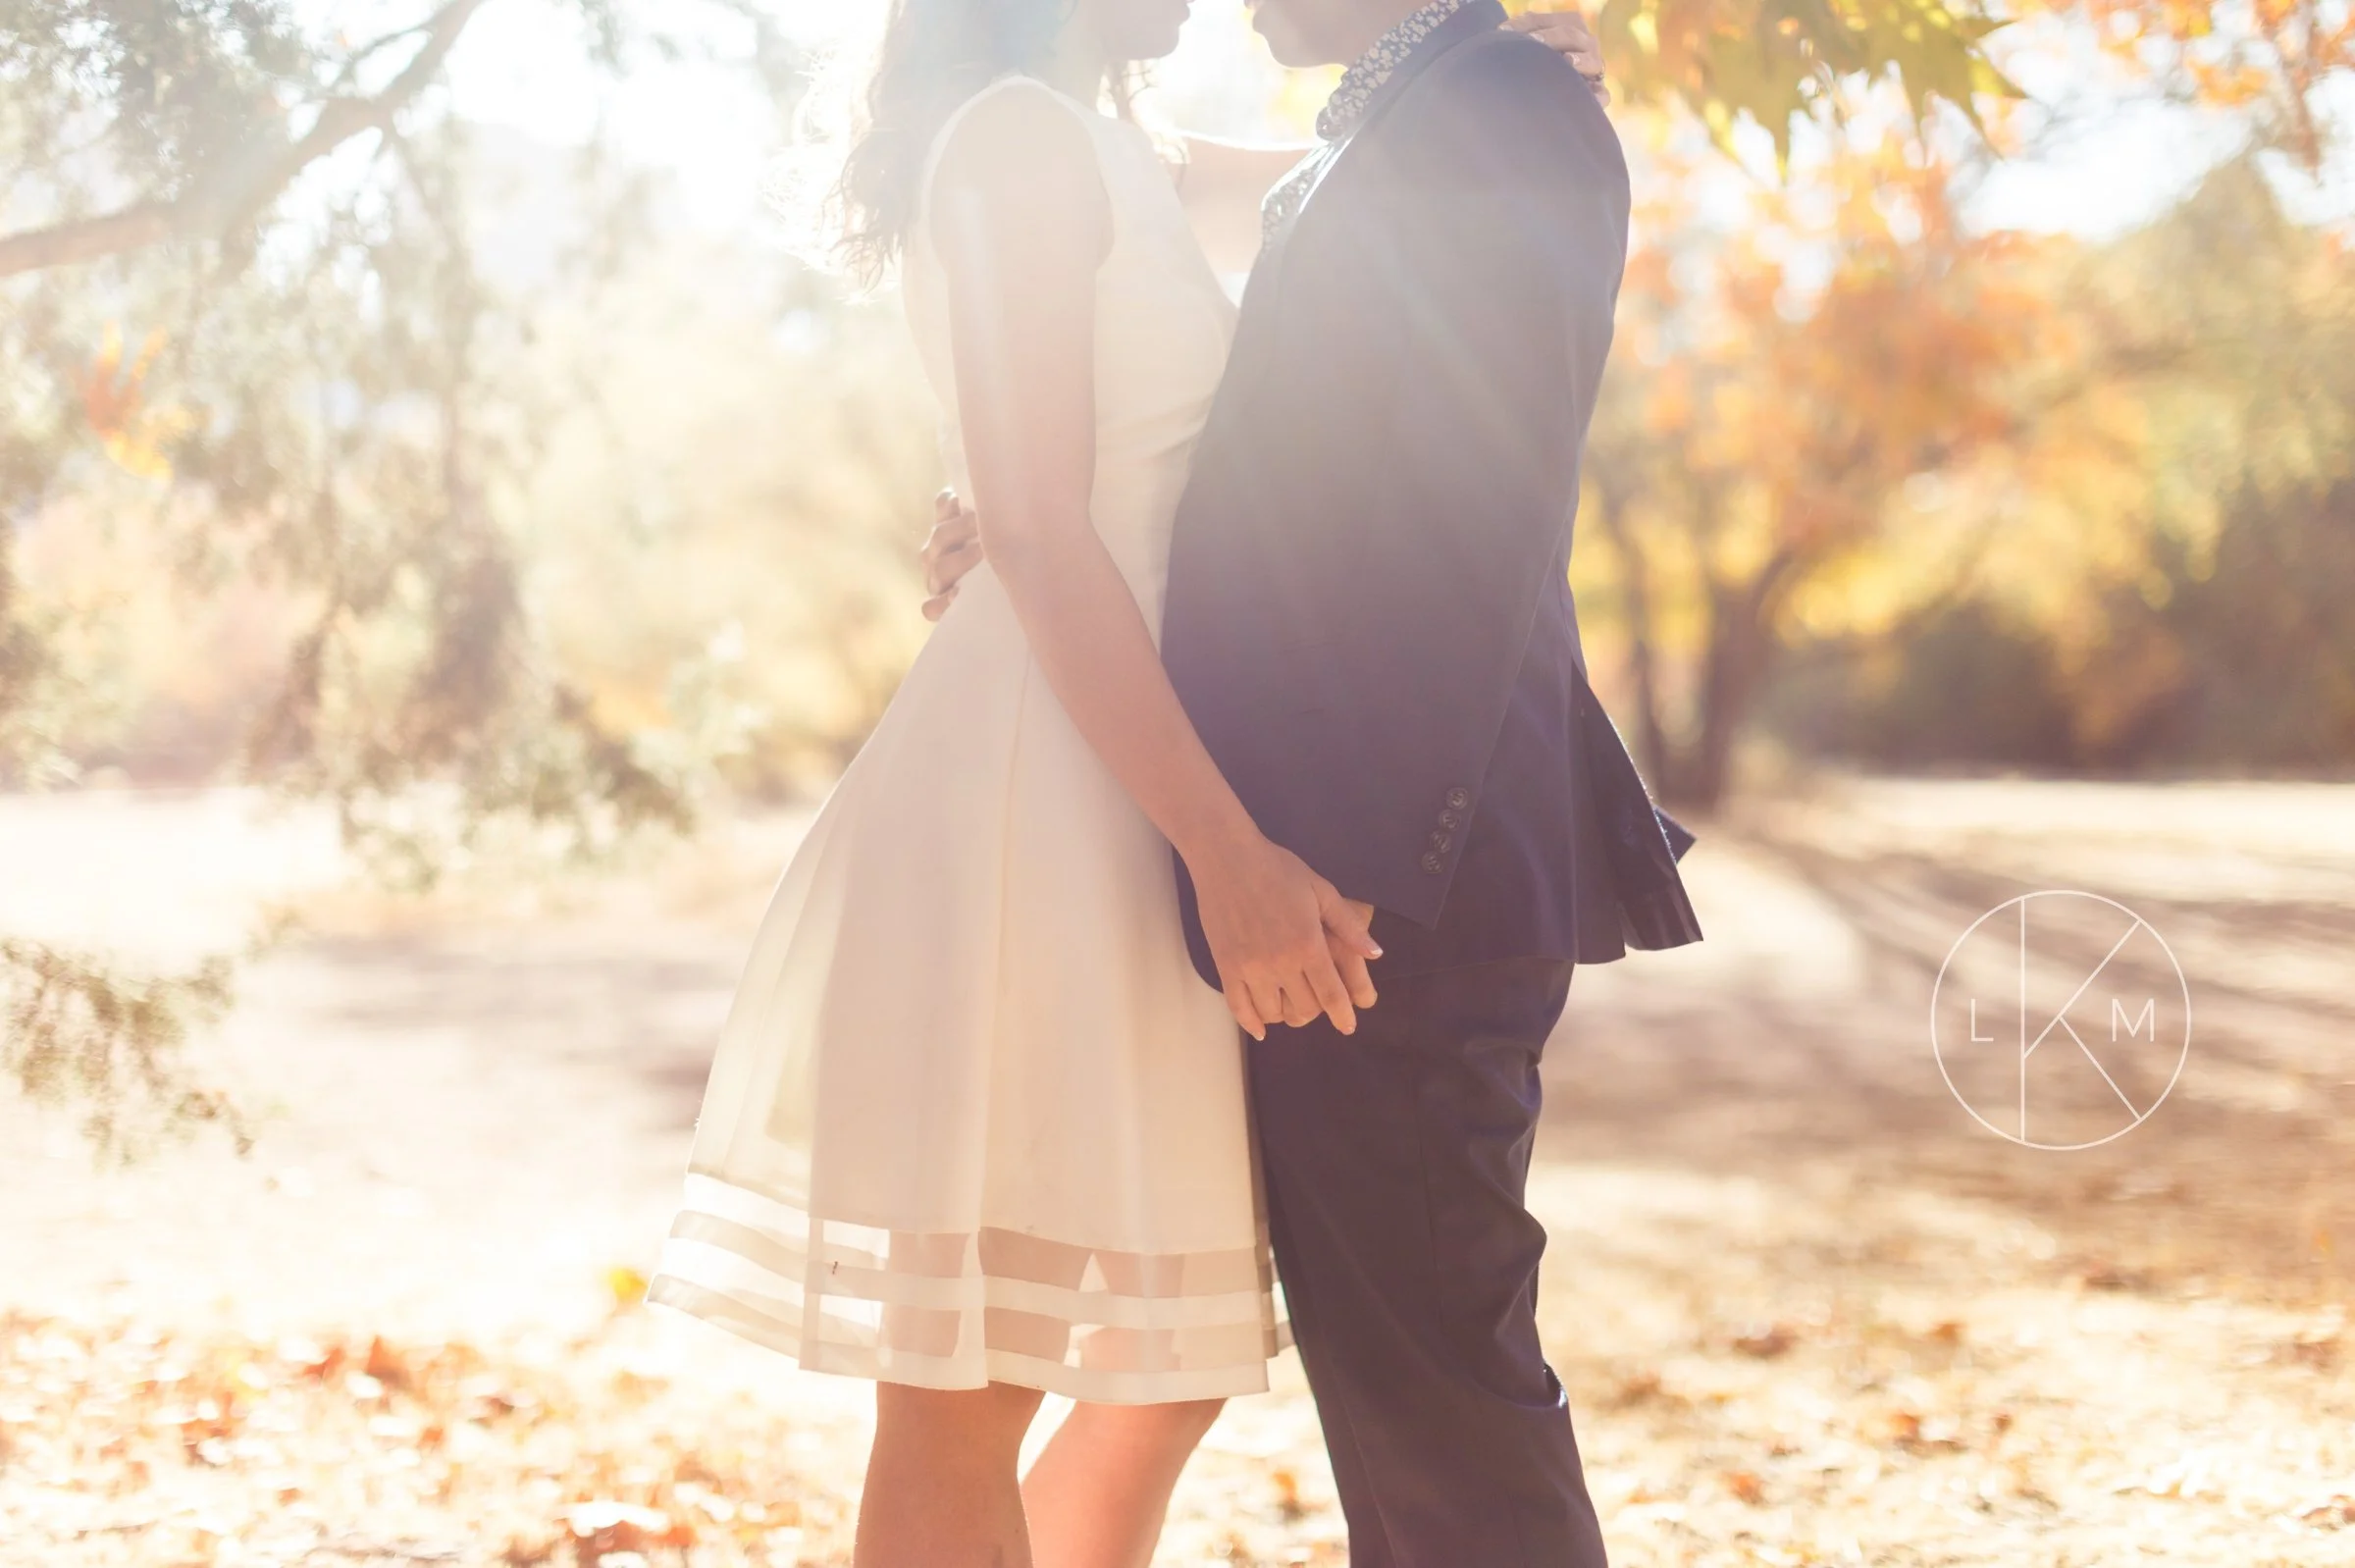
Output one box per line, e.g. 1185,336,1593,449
1505,0,2018,158
2016,0,2355,165
1583,129,2077,804
77,324,192,482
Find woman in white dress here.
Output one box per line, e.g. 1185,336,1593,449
645,2,1602,1563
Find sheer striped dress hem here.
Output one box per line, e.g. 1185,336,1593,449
646,1173,1288,1404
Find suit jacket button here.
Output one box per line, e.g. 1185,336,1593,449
1420,851,1444,874
1438,810,1461,829
1445,786,1471,810
1428,830,1451,851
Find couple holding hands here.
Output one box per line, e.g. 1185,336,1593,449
649,1,1699,1562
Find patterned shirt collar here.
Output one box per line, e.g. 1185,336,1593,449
1315,0,1477,141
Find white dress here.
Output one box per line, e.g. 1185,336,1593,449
646,77,1278,1404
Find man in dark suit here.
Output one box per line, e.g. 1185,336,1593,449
1159,3,1699,1561
931,1,1699,1559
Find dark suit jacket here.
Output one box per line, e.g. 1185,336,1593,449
1161,0,1700,986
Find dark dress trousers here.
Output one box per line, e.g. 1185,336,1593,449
1254,957,1600,1566
1155,6,1702,1563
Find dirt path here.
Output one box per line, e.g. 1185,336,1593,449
1,781,2349,1565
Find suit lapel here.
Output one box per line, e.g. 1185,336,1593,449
1219,0,1507,407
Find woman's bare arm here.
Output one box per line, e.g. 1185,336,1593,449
1172,135,1315,275
930,87,1378,1038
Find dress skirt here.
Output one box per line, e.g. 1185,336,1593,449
645,558,1283,1403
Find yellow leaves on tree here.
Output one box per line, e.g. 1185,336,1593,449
78,323,194,481
1524,0,2347,169
2030,0,2355,165
1621,136,2059,566
1583,130,2074,803
1503,0,2018,160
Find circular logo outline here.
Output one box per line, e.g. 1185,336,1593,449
1929,889,2191,1151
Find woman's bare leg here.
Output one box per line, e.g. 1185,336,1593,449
1022,1398,1226,1568
857,1382,1046,1567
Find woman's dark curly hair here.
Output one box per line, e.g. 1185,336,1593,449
823,0,1134,287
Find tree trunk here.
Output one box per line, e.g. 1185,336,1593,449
1588,483,1676,791
1658,550,1799,811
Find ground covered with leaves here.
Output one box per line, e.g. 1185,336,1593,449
4,1226,2349,1567
2,781,2350,1565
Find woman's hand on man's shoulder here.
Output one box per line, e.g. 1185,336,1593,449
1504,8,1611,105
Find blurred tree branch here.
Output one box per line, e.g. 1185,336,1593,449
1584,130,2354,804
0,933,266,1166
1580,132,2210,807
1527,0,2022,159
0,0,828,1156
0,0,493,279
